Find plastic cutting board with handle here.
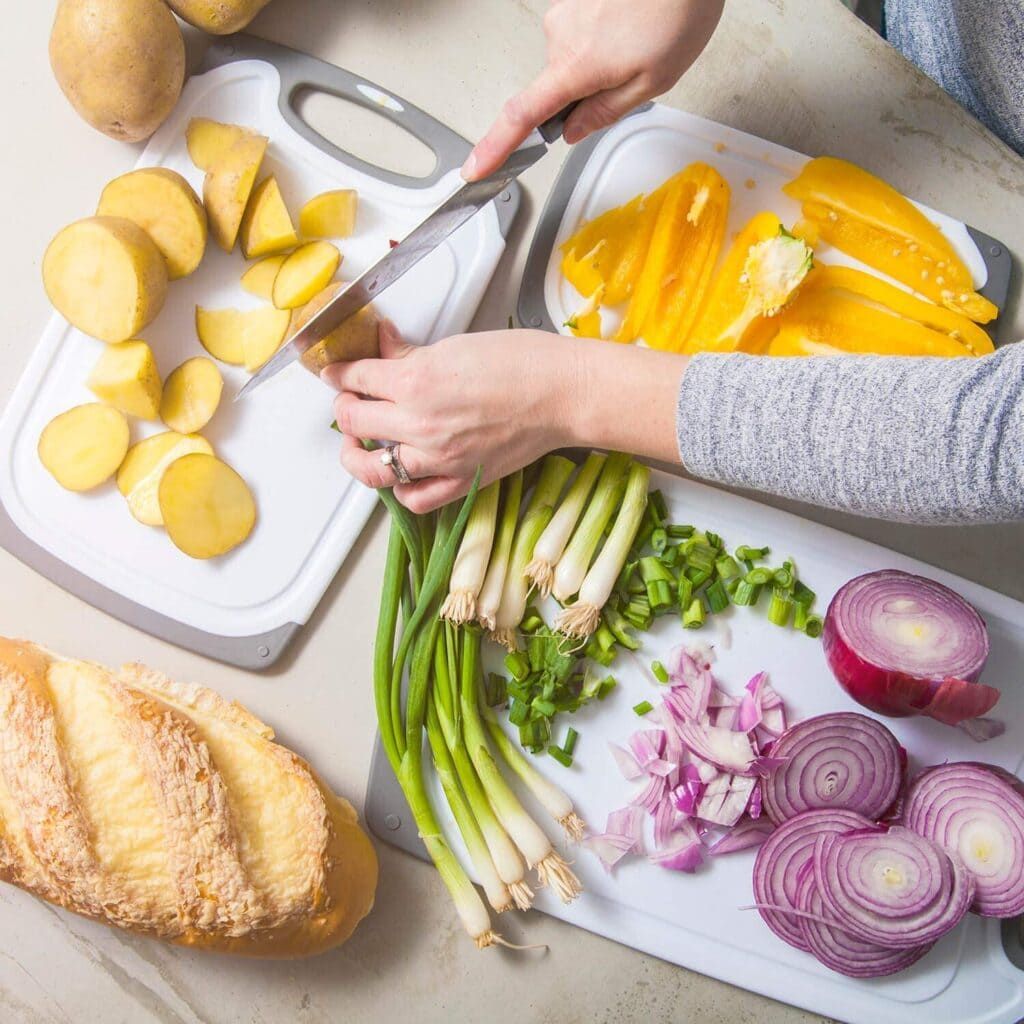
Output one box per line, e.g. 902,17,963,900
0,35,518,669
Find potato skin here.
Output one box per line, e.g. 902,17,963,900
49,0,185,143
164,0,273,34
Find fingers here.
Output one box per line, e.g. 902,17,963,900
320,319,414,397
562,75,653,144
332,392,410,442
463,63,579,180
377,318,415,360
394,476,469,515
338,434,435,491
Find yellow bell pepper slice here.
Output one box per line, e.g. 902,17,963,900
644,165,730,351
800,264,994,355
560,195,644,299
685,212,812,354
783,156,998,323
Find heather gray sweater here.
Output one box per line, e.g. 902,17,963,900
674,1,1024,526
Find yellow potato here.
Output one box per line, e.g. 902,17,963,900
240,254,286,300
117,431,214,526
43,216,169,343
239,176,298,259
160,357,223,433
164,0,272,34
38,403,130,491
293,283,381,374
273,241,341,310
186,117,253,171
159,453,256,559
49,0,184,142
97,168,207,279
204,133,268,252
195,305,291,367
299,190,358,239
87,340,162,420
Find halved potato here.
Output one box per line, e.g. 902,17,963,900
240,176,298,259
38,403,130,491
117,431,214,526
240,254,286,300
195,305,291,367
42,216,168,343
160,357,223,433
87,339,162,420
299,190,358,238
186,117,252,171
204,133,268,252
293,283,380,374
159,453,256,558
97,168,207,279
272,241,341,310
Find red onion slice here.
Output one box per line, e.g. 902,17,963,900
795,869,933,978
709,817,774,856
902,762,1024,918
753,809,875,950
813,825,975,948
823,569,996,725
761,712,904,825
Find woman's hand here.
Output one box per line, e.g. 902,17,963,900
463,0,725,180
322,321,687,512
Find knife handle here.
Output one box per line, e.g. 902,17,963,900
537,102,581,144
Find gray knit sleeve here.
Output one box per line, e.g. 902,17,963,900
675,344,1024,524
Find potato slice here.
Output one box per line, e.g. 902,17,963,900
240,176,298,259
117,431,213,526
204,133,268,252
159,453,256,559
299,190,358,239
240,254,286,300
186,117,253,171
293,283,380,374
97,168,207,279
43,216,168,343
87,339,162,420
160,357,223,434
38,403,129,491
195,305,291,367
272,241,341,310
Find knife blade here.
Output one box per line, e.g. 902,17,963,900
235,104,577,401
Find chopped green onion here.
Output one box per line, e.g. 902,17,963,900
685,567,712,588
773,566,795,590
736,544,770,562
684,541,717,573
682,597,705,629
715,554,741,579
705,578,730,614
520,608,544,633
649,489,668,527
504,651,529,680
547,745,573,768
732,579,761,606
794,601,809,632
804,614,824,638
594,622,617,653
484,672,507,707
532,698,556,719
705,531,723,550
633,700,654,716
792,580,816,608
651,527,668,554
509,698,529,726
676,575,693,611
667,524,695,539
563,727,579,755
602,607,639,650
745,566,773,586
661,544,680,568
767,586,793,627
651,660,669,683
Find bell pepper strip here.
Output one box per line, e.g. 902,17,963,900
764,291,976,357
560,195,646,300
783,156,998,323
644,165,730,351
684,212,812,354
564,285,605,338
799,264,994,355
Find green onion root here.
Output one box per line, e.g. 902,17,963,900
441,480,501,625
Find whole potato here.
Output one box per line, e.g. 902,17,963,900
49,0,185,143
164,0,273,34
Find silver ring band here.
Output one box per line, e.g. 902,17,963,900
380,443,412,485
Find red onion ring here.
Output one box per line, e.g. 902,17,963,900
813,825,974,949
902,762,1024,918
823,570,996,725
761,712,904,825
752,809,874,951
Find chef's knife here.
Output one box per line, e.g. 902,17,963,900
235,103,578,401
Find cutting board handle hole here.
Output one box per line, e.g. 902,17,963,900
291,87,438,180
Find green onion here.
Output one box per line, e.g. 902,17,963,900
650,527,668,554
705,577,730,614
440,480,500,624
504,650,529,680
551,452,631,602
804,614,824,638
682,597,705,629
685,567,711,588
773,566,795,590
558,464,650,639
676,575,693,612
532,698,556,718
792,580,816,608
649,489,669,527
684,541,717,573
547,746,573,768
736,544,770,561
745,566,773,586
732,579,761,606
524,452,605,598
563,727,579,756
475,471,523,631
484,672,507,707
667,524,695,539
767,586,793,627
633,700,654,716
715,554,740,580
651,660,669,683
794,601,809,632
602,607,639,650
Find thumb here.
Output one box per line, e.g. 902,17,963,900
562,76,652,144
378,318,415,360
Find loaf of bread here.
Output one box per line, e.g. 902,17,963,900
0,637,377,956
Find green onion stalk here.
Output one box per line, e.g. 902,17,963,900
524,452,605,598
475,471,523,632
558,463,651,639
440,480,501,625
491,456,575,650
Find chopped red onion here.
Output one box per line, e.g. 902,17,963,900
676,721,758,775
697,773,756,827
649,821,704,873
608,741,643,781
709,817,774,855
957,717,1005,743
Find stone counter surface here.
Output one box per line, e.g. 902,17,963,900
2,1,1022,1022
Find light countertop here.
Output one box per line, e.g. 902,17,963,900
2,1,1022,1022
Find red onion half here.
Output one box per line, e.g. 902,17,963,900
761,712,904,825
813,826,975,949
753,809,874,951
902,762,1024,918
823,570,997,725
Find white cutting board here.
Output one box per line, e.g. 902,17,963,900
409,469,1024,1024
0,52,509,660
